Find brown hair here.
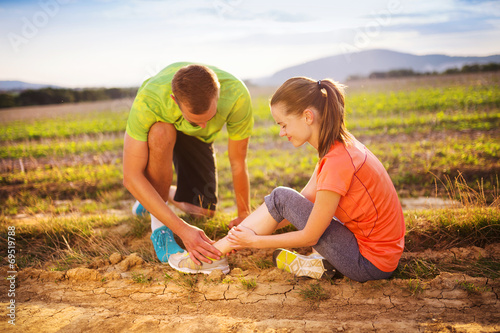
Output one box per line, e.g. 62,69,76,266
270,77,351,157
171,64,220,114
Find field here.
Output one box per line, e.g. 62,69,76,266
0,72,499,332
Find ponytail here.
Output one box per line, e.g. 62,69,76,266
317,80,351,157
270,77,351,157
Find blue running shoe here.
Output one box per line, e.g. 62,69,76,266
132,200,149,216
150,225,184,262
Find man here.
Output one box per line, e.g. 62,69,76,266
123,62,253,266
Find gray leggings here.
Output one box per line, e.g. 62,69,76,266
264,186,394,282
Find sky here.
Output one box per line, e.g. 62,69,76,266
0,0,499,88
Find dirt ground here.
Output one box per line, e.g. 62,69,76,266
1,243,499,333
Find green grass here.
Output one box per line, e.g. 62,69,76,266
349,111,500,136
442,258,500,279
396,172,500,280
1,84,498,143
126,215,151,238
2,131,496,215
346,85,500,116
297,282,329,303
457,281,491,294
7,213,125,237
131,272,151,284
404,206,500,251
164,272,174,282
181,213,232,241
0,188,130,216
248,257,274,270
0,110,128,142
0,163,125,204
0,136,124,159
405,278,425,296
0,214,132,266
2,82,497,203
239,277,257,290
175,273,199,293
394,259,440,280
0,75,499,279
1,163,122,186
394,256,500,281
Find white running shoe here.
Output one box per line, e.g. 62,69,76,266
272,248,335,279
168,251,230,275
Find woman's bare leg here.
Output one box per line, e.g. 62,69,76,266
213,203,277,254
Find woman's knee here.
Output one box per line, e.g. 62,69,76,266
265,187,296,222
265,186,312,228
268,186,300,209
270,186,300,201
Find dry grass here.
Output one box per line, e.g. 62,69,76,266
404,173,500,252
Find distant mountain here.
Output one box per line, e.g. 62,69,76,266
0,80,61,92
251,49,500,86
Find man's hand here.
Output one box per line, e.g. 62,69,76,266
228,216,245,228
226,225,257,249
178,224,222,265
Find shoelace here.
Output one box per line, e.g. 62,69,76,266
156,230,167,249
164,229,175,242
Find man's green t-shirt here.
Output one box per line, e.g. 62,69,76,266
126,62,253,143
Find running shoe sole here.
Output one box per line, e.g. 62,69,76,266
169,264,230,275
272,248,335,279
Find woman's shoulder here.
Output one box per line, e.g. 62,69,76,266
324,136,363,156
320,137,367,170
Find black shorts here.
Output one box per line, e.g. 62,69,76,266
173,130,218,210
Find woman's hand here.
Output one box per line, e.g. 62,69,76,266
226,225,257,249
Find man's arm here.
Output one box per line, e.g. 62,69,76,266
227,137,251,227
122,132,221,264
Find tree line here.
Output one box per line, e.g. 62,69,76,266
0,87,138,109
347,62,500,80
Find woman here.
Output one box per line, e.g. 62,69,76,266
168,77,405,282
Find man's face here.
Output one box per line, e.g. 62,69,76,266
172,95,217,129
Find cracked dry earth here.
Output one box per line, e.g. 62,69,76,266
1,247,499,333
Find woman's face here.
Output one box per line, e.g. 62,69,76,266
271,103,313,148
